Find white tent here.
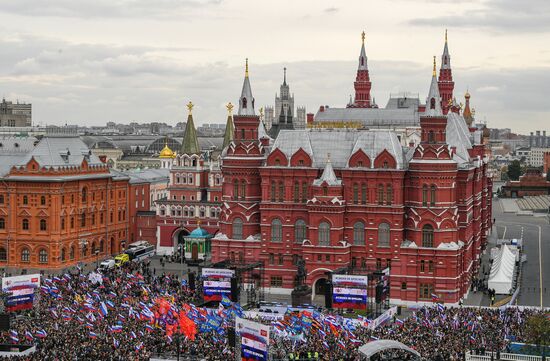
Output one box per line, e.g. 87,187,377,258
488,244,516,294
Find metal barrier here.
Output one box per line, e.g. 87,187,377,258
465,351,542,361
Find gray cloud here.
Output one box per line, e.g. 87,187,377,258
1,33,549,133
0,0,221,19
409,0,550,32
324,7,339,13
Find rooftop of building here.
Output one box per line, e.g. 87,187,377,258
314,107,419,128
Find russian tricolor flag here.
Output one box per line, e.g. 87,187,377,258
89,331,99,339
99,302,109,317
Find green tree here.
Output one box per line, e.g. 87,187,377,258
524,313,550,356
507,160,522,181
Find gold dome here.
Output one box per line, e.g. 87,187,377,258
159,144,175,158
465,91,471,99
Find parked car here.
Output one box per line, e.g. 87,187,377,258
99,259,116,271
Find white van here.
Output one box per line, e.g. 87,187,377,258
99,259,116,271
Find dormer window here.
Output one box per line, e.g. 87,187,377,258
430,98,436,109
242,97,247,108
275,159,280,166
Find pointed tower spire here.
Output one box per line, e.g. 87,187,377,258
358,31,368,70
223,102,235,149
283,67,287,86
238,58,255,116
180,101,201,155
441,29,451,70
348,30,372,108
438,29,455,114
424,56,443,116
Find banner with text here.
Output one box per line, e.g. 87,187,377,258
1,274,41,312
236,317,270,361
202,268,235,302
332,274,368,310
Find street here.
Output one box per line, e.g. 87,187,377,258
493,198,550,307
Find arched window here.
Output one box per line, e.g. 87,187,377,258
352,183,359,204
23,195,28,205
422,225,434,247
21,248,30,262
70,246,75,260
40,196,46,205
301,182,308,203
233,180,239,200
100,240,105,253
188,175,193,184
378,223,390,247
377,184,384,205
82,187,87,202
0,247,6,261
38,249,48,263
428,130,435,144
61,248,66,262
430,97,436,109
91,242,97,254
293,182,300,202
240,180,246,200
0,218,5,230
232,218,243,240
386,184,393,205
242,97,247,109
82,244,88,257
430,185,436,206
40,219,47,231
271,219,282,242
353,222,365,245
422,185,428,206
278,182,285,202
295,220,306,243
318,222,330,246
22,219,29,230
81,212,86,227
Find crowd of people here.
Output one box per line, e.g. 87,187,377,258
0,260,546,361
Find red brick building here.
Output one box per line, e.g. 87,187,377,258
210,35,492,305
155,103,226,256
0,128,130,271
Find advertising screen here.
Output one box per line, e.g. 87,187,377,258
332,274,368,310
202,268,235,302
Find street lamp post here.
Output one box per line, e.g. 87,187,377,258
95,249,100,270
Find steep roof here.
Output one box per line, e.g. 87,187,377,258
20,135,103,168
446,112,473,164
180,113,201,155
222,114,234,149
424,57,443,117
271,129,406,169
313,157,341,186
314,107,419,127
238,59,255,116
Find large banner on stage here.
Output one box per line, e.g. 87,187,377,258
332,274,368,310
1,274,41,312
202,268,235,302
236,317,270,361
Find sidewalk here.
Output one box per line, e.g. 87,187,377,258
463,224,509,307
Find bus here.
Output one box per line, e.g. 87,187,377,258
127,240,151,250
125,245,155,262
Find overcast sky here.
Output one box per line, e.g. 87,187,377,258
1,0,549,133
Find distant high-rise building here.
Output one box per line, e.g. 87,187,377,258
0,98,32,127
264,67,306,138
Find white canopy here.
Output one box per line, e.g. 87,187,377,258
358,340,421,359
488,244,516,294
